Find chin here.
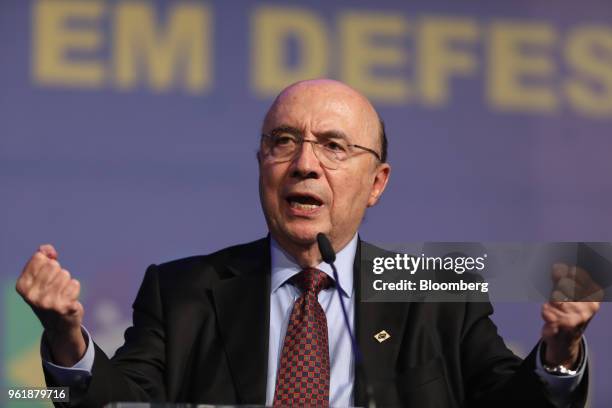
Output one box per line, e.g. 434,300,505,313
282,221,327,246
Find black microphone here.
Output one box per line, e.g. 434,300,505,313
316,233,376,408
317,232,336,264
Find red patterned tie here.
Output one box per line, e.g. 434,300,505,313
273,268,333,407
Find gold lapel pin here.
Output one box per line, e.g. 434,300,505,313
374,330,391,343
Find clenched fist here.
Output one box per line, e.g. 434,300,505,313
16,244,87,366
541,263,603,369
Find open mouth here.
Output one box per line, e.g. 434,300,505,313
285,193,324,211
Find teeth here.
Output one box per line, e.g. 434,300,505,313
290,201,320,210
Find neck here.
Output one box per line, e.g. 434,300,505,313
272,233,355,268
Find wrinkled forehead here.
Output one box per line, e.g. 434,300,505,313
263,82,380,145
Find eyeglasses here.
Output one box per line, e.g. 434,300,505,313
260,131,382,170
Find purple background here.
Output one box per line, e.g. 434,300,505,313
1,0,611,406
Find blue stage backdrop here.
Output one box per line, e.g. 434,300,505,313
1,0,611,406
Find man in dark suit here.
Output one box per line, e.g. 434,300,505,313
17,79,599,407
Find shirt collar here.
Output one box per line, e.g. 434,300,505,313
270,233,358,298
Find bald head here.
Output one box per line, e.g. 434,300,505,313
263,79,387,162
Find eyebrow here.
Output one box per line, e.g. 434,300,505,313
314,129,349,141
268,125,350,141
268,125,303,137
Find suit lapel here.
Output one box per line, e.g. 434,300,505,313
354,239,411,406
208,237,409,405
211,237,271,404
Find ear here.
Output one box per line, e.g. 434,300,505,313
367,163,391,207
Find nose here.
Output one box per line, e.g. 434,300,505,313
290,139,323,179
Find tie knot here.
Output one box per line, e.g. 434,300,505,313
293,268,333,295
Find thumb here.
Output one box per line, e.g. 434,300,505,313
67,300,84,316
38,244,58,260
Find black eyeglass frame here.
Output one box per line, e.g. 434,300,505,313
260,132,382,164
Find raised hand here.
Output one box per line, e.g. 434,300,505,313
541,263,602,368
16,244,86,366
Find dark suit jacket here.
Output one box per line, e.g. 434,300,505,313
44,237,588,407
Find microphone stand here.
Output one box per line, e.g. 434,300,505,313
317,233,376,408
